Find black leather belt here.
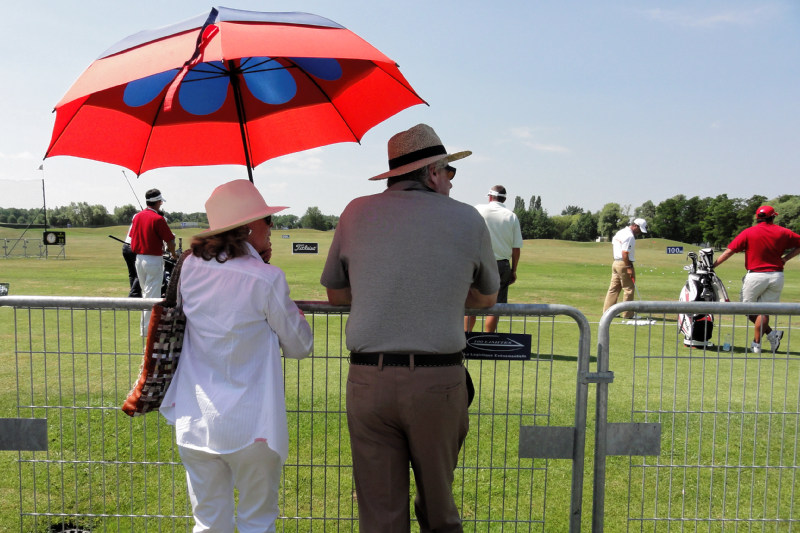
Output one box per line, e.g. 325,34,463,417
350,352,464,367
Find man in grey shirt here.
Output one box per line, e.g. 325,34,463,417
321,123,499,532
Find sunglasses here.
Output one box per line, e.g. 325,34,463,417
264,216,272,226
445,165,457,178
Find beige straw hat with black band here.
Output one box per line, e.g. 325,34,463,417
370,123,471,180
198,179,287,237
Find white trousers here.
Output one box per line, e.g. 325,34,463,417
179,442,282,533
134,254,163,336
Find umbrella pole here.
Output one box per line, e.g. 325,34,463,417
227,60,254,182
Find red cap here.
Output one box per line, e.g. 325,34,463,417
756,205,777,218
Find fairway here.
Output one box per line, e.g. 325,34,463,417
2,226,800,531
3,225,799,313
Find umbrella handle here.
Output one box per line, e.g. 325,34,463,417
163,24,220,112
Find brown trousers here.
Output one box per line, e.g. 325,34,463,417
603,260,635,318
346,363,469,532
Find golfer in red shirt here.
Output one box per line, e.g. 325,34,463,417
130,188,177,336
713,205,800,353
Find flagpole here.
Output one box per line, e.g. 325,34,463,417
39,165,47,259
41,182,47,230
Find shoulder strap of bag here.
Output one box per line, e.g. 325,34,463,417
163,250,191,307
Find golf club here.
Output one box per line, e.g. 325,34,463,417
631,281,656,324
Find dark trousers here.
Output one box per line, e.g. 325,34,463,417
346,363,469,532
496,259,512,303
122,243,141,297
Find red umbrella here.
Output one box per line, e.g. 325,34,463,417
45,7,426,181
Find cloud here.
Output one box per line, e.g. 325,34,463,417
0,151,37,161
503,127,570,154
262,148,326,175
527,143,570,153
641,5,781,28
510,127,535,140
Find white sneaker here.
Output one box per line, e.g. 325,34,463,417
750,341,762,354
767,330,784,353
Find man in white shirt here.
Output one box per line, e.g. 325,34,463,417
466,185,524,332
602,218,648,318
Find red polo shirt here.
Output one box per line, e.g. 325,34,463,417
727,222,800,272
129,208,174,256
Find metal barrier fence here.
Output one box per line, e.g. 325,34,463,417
1,297,591,532
596,301,800,532
1,238,66,259
2,238,44,259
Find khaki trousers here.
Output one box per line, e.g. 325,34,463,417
603,260,635,318
346,363,469,533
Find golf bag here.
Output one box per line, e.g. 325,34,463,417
678,248,729,347
160,238,183,297
161,252,176,298
110,235,182,298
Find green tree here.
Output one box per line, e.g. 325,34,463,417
682,196,709,244
701,194,739,248
323,214,339,229
652,195,687,241
634,200,656,222
48,206,72,227
514,198,554,239
772,195,800,233
565,212,599,241
550,214,575,240
736,195,767,232
114,204,139,225
70,202,92,226
561,205,584,216
527,210,555,239
300,207,329,230
273,214,300,229
90,205,113,226
163,211,181,224
597,203,624,240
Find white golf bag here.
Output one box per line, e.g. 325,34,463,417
678,248,730,347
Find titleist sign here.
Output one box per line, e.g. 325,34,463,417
292,242,319,254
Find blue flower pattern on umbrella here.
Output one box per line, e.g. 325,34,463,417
122,57,343,115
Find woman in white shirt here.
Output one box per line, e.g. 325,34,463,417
161,180,313,532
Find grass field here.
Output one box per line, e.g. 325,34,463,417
7,225,798,310
1,226,799,531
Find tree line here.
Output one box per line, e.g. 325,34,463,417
0,204,338,231
3,194,799,247
512,194,800,248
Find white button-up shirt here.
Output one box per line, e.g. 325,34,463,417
160,244,313,461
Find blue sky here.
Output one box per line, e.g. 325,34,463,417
1,1,797,219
